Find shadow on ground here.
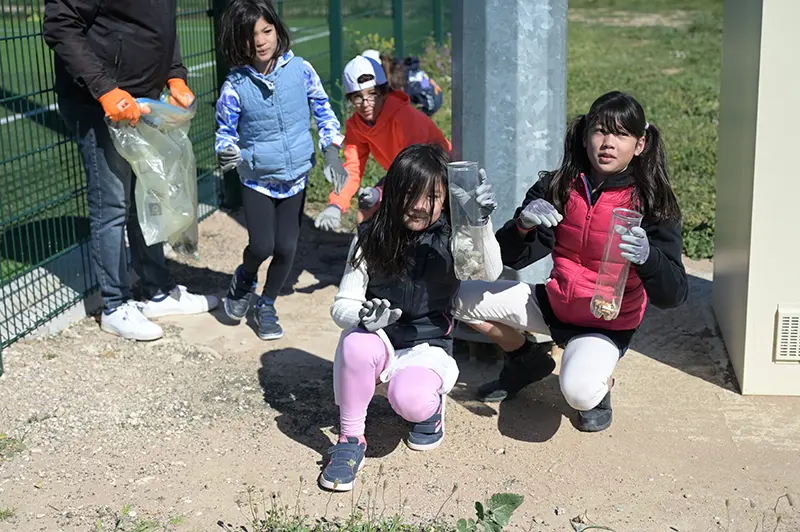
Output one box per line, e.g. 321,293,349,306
257,348,408,464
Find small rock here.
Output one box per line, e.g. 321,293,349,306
615,505,624,512
555,506,565,516
683,493,692,499
495,448,505,455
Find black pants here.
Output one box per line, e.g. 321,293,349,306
241,184,306,300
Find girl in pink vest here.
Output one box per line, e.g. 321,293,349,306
455,91,688,432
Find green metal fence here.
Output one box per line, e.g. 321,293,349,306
0,0,449,371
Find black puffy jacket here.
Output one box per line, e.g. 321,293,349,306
43,0,187,104
362,217,460,353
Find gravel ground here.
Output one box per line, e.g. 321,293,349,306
1,210,799,532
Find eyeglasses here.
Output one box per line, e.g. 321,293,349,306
351,92,380,106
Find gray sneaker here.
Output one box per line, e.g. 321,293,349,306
255,299,283,340
224,266,255,321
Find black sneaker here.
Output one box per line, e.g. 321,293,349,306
255,299,283,340
577,391,612,432
477,340,555,403
224,265,255,321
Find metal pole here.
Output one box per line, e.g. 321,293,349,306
393,0,404,59
451,0,568,344
434,0,444,45
328,0,344,120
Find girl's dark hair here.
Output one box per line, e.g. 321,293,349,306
353,143,450,279
545,91,681,223
219,0,291,67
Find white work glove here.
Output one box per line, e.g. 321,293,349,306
322,145,348,195
357,187,381,211
359,298,403,333
450,168,497,226
619,226,651,265
314,205,342,231
217,145,242,173
518,198,563,229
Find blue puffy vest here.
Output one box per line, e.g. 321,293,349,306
228,56,314,184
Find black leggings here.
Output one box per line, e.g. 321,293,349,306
241,184,306,300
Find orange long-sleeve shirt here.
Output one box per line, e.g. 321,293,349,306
328,91,452,211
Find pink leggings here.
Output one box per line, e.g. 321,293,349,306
335,330,443,438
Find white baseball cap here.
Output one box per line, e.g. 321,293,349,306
362,49,381,62
343,55,388,95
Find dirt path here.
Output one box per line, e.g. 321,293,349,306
1,210,798,531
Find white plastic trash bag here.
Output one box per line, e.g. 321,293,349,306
108,97,199,256
448,161,487,281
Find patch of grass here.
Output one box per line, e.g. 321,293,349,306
219,473,523,532
94,504,184,532
0,508,15,521
0,432,25,459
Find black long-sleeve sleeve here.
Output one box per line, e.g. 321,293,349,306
635,218,688,308
168,34,188,82
494,176,556,270
43,0,116,100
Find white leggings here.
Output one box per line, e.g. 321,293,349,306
455,280,620,411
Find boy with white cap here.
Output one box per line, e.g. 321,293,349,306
314,54,451,231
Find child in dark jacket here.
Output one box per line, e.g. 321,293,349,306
455,91,688,433
320,144,501,492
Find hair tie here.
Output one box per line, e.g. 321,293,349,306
644,122,650,130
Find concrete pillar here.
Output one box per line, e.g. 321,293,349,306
451,0,568,286
714,0,800,395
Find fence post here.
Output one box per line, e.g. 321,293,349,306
433,0,443,45
328,0,344,120
212,0,242,209
393,0,404,58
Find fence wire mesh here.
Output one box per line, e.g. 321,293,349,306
0,0,446,369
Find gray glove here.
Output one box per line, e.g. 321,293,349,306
357,187,381,211
518,198,563,229
450,168,497,226
323,145,348,195
314,204,342,231
359,298,403,333
217,145,242,173
619,226,650,265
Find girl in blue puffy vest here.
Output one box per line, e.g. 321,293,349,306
215,0,347,340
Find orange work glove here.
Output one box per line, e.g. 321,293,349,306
98,88,146,125
167,78,195,109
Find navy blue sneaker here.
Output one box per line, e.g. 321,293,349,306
319,437,366,492
224,266,256,321
255,298,283,340
407,395,446,451
577,391,612,432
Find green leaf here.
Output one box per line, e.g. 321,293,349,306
474,501,484,520
457,518,468,532
486,493,524,528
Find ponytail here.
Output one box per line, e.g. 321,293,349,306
631,123,681,224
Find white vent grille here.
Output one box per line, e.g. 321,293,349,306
775,306,800,362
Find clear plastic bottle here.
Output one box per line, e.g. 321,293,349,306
447,161,486,281
590,208,644,321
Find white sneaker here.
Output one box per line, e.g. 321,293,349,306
101,302,164,341
140,285,220,319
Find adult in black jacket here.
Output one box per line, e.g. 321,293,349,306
44,0,218,341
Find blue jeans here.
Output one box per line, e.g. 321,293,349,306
59,98,175,311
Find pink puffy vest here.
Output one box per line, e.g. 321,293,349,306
545,181,647,330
